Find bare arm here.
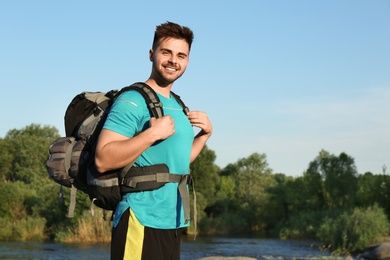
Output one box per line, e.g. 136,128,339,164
95,116,175,173
188,111,213,163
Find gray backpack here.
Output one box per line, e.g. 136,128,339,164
46,82,193,222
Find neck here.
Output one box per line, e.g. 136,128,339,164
145,78,172,98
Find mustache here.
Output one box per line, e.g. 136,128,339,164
163,61,180,69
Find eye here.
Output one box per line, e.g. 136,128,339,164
178,54,187,59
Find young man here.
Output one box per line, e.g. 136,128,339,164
95,22,212,260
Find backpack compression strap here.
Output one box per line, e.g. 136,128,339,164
120,171,195,225
119,163,194,223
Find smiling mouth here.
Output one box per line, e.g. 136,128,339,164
164,66,178,72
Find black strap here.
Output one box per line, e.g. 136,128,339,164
171,91,189,115
120,169,194,226
115,82,189,118
114,82,164,118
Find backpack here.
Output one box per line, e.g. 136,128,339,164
46,82,193,219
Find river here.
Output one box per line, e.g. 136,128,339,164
0,237,356,259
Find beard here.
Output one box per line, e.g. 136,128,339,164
151,61,186,87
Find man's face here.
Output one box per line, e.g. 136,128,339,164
149,37,190,85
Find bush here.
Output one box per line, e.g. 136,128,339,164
57,210,112,243
278,210,326,239
200,211,250,235
317,205,390,252
0,217,46,241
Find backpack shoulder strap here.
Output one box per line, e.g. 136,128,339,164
171,91,189,115
116,82,189,117
115,82,164,118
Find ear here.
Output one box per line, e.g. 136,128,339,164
149,49,154,62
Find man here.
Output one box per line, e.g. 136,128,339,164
95,21,212,260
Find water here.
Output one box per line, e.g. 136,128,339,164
0,237,350,260
180,236,336,259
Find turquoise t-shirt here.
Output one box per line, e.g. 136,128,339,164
103,88,193,229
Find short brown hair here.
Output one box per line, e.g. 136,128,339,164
152,21,194,51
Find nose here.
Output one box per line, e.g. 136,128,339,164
168,54,177,65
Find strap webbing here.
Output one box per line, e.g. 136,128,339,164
115,83,164,119
120,168,196,236
115,82,189,119
64,139,76,175
68,185,77,218
171,91,189,115
132,83,164,118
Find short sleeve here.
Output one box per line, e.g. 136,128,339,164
103,91,148,137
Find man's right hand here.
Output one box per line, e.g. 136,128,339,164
149,115,175,141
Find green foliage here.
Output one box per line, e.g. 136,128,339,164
305,150,358,209
302,168,326,211
317,205,390,252
1,124,59,184
234,153,276,232
235,153,274,204
215,175,236,201
190,145,219,205
55,210,111,243
1,122,390,254
277,208,344,240
356,172,390,216
204,152,276,234
0,124,91,241
266,174,294,224
0,181,47,241
200,209,250,235
0,216,46,241
0,182,35,218
190,146,219,232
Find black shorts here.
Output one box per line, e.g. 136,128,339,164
111,208,183,260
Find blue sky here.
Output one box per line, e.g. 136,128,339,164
1,1,389,176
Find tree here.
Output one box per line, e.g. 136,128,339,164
0,124,59,184
234,153,273,205
357,172,390,216
306,150,358,209
0,124,94,241
302,166,326,211
190,145,219,205
189,145,219,232
265,174,290,230
234,153,275,232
